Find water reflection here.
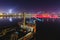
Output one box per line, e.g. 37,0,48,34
9,18,13,22
0,18,22,27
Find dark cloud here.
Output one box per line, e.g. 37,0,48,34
0,0,60,12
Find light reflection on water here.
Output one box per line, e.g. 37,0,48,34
0,18,22,27
9,18,13,22
0,17,21,19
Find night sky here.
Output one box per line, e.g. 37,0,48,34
0,0,60,13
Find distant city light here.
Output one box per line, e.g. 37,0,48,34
37,19,42,21
36,18,44,22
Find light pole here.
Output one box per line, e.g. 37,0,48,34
23,12,26,29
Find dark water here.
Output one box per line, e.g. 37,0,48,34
0,18,23,35
0,18,22,28
36,18,60,40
